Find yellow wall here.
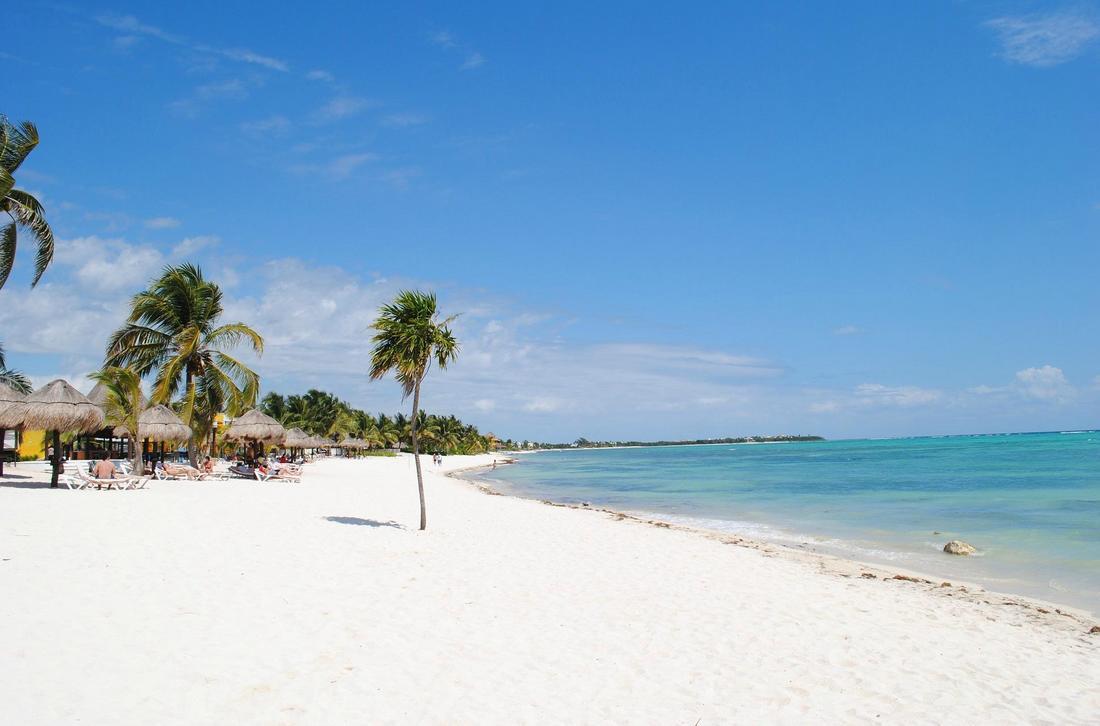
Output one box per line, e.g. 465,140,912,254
17,430,46,459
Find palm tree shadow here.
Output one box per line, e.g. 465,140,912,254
324,516,405,529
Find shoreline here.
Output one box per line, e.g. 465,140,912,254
451,458,1098,629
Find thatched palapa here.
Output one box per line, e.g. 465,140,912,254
116,405,192,442
19,380,105,434
282,428,312,448
0,382,28,429
17,380,105,487
339,437,366,450
222,409,287,445
86,381,147,418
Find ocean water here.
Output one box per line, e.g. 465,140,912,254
475,432,1100,613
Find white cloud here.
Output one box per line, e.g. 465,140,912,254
241,115,291,136
380,113,428,128
145,216,181,229
1014,365,1074,401
291,153,379,181
985,11,1100,67
833,325,863,336
461,52,486,70
431,29,486,70
172,235,219,257
854,383,942,407
96,14,289,71
306,69,335,83
313,96,375,122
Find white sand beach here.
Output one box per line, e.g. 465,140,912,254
1,455,1097,724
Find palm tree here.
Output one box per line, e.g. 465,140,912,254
1,118,55,289
375,413,399,448
0,342,30,393
105,263,263,464
369,290,459,531
89,366,144,474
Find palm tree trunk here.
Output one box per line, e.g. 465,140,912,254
129,435,142,476
411,381,426,530
184,371,199,467
50,429,61,488
0,428,5,477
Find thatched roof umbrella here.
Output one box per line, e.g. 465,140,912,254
15,380,105,487
116,405,192,443
223,409,286,460
308,436,330,449
0,383,28,477
283,427,312,449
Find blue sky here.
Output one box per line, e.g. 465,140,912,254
2,1,1098,441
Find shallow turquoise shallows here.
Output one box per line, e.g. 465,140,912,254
477,432,1100,613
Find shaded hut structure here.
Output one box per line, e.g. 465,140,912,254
0,382,28,477
75,381,149,462
339,437,368,457
115,405,192,472
14,380,105,487
222,409,286,461
282,428,312,458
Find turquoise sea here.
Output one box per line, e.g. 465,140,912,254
475,432,1100,613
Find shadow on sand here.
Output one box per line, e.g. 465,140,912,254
324,516,405,529
0,475,59,490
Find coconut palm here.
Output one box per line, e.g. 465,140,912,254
0,342,30,393
369,290,459,530
105,263,263,464
375,413,399,448
0,118,55,289
89,366,145,474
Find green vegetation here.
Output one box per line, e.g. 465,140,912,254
104,263,263,464
260,390,494,457
89,366,145,473
525,435,825,450
0,342,30,393
368,290,459,531
0,117,55,289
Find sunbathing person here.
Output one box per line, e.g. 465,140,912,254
91,453,116,489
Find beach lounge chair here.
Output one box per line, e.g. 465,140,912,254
164,463,207,481
228,465,255,479
254,468,272,482
270,467,301,483
76,470,127,490
59,474,90,490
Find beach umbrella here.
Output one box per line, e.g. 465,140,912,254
222,409,286,459
283,427,312,448
0,382,28,477
115,405,192,443
13,380,105,487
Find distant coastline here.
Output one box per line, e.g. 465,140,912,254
519,434,824,451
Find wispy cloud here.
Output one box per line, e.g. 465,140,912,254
431,29,486,71
985,10,1100,67
380,112,429,128
144,216,180,229
169,78,250,116
833,325,864,336
313,95,375,123
461,52,486,70
291,153,379,180
306,69,335,83
241,115,292,136
96,14,289,71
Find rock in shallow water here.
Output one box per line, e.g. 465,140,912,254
943,540,976,555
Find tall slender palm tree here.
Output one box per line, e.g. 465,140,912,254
0,118,55,289
105,263,263,464
369,290,458,531
89,366,144,474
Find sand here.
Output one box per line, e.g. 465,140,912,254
1,454,1097,724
